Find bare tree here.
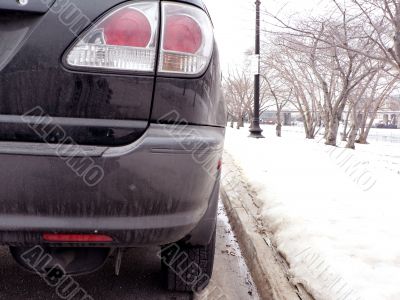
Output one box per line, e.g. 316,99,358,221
356,71,399,144
350,0,400,71
223,68,254,129
311,20,380,146
262,73,291,137
261,1,400,147
335,65,398,148
261,40,323,139
345,70,378,148
270,10,380,145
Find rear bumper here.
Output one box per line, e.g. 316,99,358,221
0,124,225,247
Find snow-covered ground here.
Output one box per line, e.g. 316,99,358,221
224,125,400,300
366,129,400,144
287,124,400,144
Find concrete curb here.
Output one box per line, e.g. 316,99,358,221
220,152,314,300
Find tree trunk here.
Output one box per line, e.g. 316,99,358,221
304,123,315,139
326,101,347,146
357,133,368,144
341,109,351,142
357,126,371,144
323,116,330,139
346,124,358,149
305,130,314,139
303,111,316,139
306,121,316,139
276,110,282,137
325,115,340,146
303,120,311,139
276,124,282,137
357,113,367,142
346,106,361,149
357,112,376,144
248,109,254,127
237,115,244,129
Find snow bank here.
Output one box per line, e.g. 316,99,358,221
224,125,400,300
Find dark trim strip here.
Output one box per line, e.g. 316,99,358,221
0,210,202,231
0,114,148,130
0,142,107,157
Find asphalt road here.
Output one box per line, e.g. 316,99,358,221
0,203,260,300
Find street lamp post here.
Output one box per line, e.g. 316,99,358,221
249,0,265,138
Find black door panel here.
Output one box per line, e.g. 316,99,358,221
0,1,55,13
0,0,155,146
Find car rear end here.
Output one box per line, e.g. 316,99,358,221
0,0,226,291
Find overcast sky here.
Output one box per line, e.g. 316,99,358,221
203,0,328,71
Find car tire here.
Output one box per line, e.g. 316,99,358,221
161,228,216,293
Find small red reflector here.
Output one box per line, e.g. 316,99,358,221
104,8,152,47
164,15,202,54
43,233,113,243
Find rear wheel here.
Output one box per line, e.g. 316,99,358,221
160,228,216,292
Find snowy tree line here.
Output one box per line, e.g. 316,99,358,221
223,0,400,149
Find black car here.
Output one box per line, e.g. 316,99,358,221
0,0,226,293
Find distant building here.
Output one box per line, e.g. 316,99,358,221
375,97,400,128
260,111,294,125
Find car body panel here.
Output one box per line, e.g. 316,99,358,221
152,45,226,127
0,1,155,146
172,0,206,9
0,124,225,246
0,0,226,251
0,0,224,146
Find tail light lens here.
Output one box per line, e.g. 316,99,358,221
159,2,214,75
65,2,159,72
103,9,152,47
164,15,202,54
64,1,214,76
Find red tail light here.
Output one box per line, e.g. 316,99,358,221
159,3,214,75
65,1,214,76
43,233,113,243
65,2,159,72
104,9,152,47
164,15,202,54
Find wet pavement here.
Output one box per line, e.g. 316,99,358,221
0,202,260,300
